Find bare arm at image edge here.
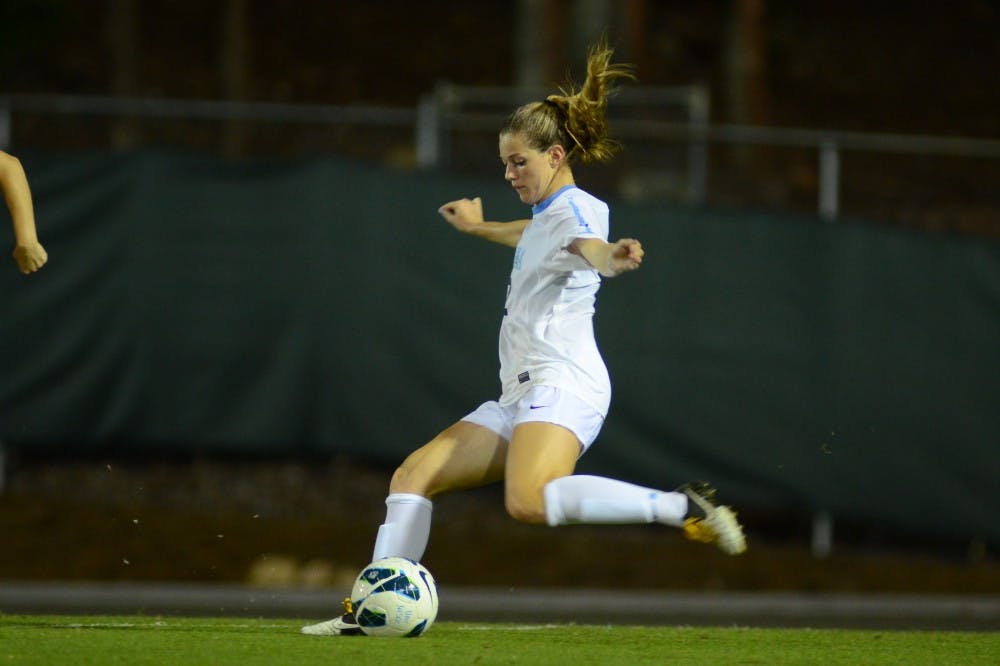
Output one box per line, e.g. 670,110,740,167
1,151,48,274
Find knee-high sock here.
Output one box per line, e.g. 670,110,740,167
543,475,688,527
371,493,433,561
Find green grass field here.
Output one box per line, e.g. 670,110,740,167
1,616,997,665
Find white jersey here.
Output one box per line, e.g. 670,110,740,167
498,185,612,416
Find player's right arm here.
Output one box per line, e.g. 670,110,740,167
438,197,529,248
1,151,48,274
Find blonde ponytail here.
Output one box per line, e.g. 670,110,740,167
501,38,635,165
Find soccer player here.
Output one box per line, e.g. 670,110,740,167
303,40,745,636
1,151,47,274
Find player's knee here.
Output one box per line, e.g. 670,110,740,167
388,460,425,496
504,486,547,525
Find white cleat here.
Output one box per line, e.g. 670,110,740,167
301,598,363,636
301,618,341,636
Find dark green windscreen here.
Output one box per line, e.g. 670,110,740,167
2,151,997,544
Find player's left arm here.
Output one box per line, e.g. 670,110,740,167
569,237,643,277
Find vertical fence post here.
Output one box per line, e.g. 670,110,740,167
0,98,11,150
811,510,834,558
415,93,439,169
687,86,710,206
818,140,840,220
416,82,455,170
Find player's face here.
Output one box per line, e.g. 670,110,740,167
499,132,558,206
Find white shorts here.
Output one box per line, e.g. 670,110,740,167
461,385,605,452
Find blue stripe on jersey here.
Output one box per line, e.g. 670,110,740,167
567,196,593,234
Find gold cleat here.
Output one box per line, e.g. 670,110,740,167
680,483,747,555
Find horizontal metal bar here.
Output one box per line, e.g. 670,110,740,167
1,94,415,126
437,84,703,106
688,123,1000,158
448,111,1000,159
5,93,998,160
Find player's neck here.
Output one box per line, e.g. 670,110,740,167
538,168,575,203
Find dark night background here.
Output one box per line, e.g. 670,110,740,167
3,1,998,233
3,1,998,133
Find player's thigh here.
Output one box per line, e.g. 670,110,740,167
504,421,580,522
391,420,508,498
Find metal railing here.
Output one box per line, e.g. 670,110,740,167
3,91,999,223
0,93,415,130
611,120,1000,219
421,85,1000,220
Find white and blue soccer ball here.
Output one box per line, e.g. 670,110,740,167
351,557,438,637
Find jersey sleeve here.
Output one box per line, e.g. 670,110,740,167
549,194,609,272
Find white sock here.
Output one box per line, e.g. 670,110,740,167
543,475,688,528
371,493,433,561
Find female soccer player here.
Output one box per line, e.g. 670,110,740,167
1,151,47,274
303,41,745,636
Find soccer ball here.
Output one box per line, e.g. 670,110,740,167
350,557,438,637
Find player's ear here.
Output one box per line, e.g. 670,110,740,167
547,144,567,168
